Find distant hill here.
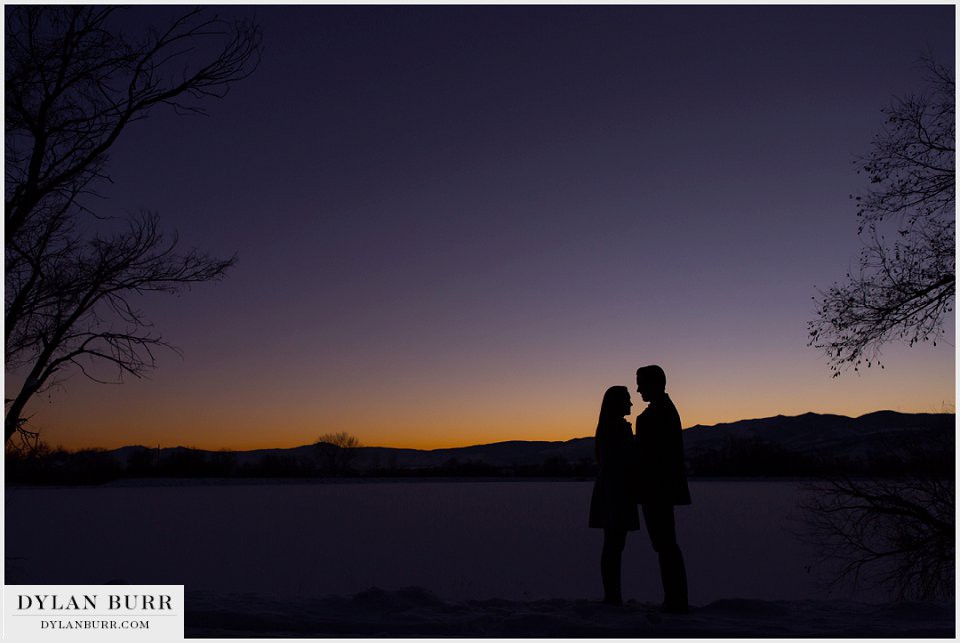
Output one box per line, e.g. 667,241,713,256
109,437,598,473
8,411,954,484
114,410,952,473
680,411,954,476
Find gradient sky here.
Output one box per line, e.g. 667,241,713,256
7,5,955,451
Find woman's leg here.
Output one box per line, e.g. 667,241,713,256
601,528,627,604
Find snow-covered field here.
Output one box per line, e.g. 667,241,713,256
6,479,954,637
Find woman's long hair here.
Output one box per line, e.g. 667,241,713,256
596,385,629,434
596,385,630,462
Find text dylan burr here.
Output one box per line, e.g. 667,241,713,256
17,595,173,611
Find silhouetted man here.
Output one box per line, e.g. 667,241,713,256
634,365,690,614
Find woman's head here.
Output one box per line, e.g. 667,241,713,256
598,385,632,425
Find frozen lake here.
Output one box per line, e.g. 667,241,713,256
5,479,882,605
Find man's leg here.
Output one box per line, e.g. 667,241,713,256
601,528,627,604
642,504,688,612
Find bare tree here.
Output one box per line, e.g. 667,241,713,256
801,475,954,601
5,6,262,443
809,57,955,375
798,422,954,601
314,432,363,475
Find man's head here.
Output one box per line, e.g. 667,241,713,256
636,365,666,402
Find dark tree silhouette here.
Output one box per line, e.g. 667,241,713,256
809,57,954,375
798,420,954,601
801,475,954,600
5,6,261,443
314,432,362,475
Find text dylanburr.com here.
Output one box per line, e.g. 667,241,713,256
4,585,184,641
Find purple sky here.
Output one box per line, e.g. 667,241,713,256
13,5,955,450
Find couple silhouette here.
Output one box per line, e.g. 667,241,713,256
588,365,690,613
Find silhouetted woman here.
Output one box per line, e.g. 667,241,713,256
588,385,640,605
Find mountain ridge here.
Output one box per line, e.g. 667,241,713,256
104,410,953,472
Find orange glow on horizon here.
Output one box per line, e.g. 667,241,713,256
36,400,955,453
11,329,954,453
